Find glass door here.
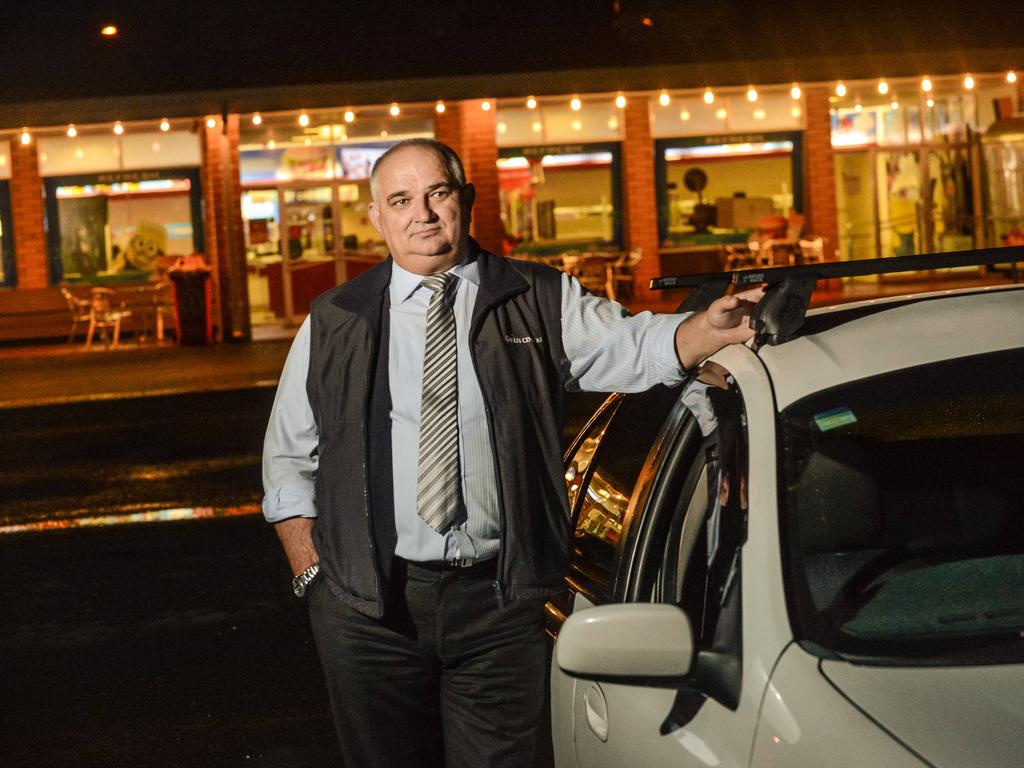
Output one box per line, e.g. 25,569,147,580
243,184,340,326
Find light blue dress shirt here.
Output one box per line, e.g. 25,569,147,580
262,256,691,562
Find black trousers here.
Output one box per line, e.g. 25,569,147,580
307,558,553,768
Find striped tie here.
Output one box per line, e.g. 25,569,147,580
416,272,461,533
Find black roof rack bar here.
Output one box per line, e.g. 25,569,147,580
651,245,1023,291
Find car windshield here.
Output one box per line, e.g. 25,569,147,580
779,348,1024,665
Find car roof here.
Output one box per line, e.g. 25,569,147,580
757,284,1024,410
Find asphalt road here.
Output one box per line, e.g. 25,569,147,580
0,386,606,766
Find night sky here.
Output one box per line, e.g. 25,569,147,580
0,0,1021,103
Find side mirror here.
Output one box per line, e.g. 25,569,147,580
555,603,694,682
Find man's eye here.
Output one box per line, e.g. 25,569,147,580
392,198,409,207
431,189,450,199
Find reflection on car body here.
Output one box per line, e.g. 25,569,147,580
548,276,1024,768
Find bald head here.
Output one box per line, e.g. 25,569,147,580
370,139,466,202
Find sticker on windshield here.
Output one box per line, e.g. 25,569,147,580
813,407,857,432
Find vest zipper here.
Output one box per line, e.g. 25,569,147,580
362,333,384,611
469,331,507,608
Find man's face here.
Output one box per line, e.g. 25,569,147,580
368,145,475,275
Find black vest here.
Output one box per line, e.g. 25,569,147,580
306,242,570,618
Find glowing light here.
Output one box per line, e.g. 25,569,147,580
835,82,847,97
100,24,118,37
114,121,125,135
607,117,618,130
753,108,766,120
926,98,935,108
703,88,715,104
877,80,889,95
570,96,582,111
481,100,492,111
679,109,691,121
251,113,262,126
205,117,216,129
1008,71,1018,84
389,103,400,117
791,105,802,118
497,121,507,133
267,140,276,149
531,120,542,133
304,138,312,146
854,102,863,113
921,77,933,92
526,96,537,110
964,74,975,90
746,86,758,102
66,124,77,138
891,100,900,110
159,118,170,132
790,84,802,100
568,119,580,131
20,130,31,145
715,107,727,120
435,100,446,114
615,93,627,109
298,112,310,126
344,110,355,123
659,90,670,107
380,130,389,138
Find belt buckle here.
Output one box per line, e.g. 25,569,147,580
451,557,474,569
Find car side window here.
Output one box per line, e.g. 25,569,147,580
658,371,749,655
571,385,681,595
564,397,620,516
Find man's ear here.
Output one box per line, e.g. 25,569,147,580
368,201,383,235
461,182,476,213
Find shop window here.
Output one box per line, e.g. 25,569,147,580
38,131,200,176
44,169,203,283
982,118,1024,248
0,180,13,288
497,143,622,255
496,103,623,148
651,91,803,139
655,132,802,248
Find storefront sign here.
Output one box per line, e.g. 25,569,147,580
95,170,170,184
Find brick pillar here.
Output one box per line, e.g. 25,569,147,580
9,138,49,288
434,101,504,256
200,115,251,341
621,97,660,304
803,86,840,260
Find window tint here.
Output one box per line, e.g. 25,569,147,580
572,386,680,593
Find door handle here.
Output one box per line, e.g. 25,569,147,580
584,682,609,742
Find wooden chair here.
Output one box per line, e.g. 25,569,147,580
562,252,615,298
607,250,642,302
85,287,132,349
59,287,92,343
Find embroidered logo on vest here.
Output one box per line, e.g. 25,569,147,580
504,334,544,344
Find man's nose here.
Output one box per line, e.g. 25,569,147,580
413,195,439,221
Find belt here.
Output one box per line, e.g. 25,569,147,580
399,556,497,574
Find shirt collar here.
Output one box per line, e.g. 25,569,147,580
390,252,480,304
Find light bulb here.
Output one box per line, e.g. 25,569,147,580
790,84,802,100
877,80,889,95
66,125,77,138
114,121,125,135
526,96,537,110
659,90,670,107
251,113,262,126
159,119,170,132
298,113,310,127
703,88,715,104
389,103,400,117
615,93,626,109
836,82,847,97
746,87,758,102
435,101,446,114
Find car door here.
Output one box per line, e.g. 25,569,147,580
556,371,762,768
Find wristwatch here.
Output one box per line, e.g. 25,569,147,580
292,562,321,598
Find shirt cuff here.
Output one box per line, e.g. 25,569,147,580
649,313,693,385
262,482,318,523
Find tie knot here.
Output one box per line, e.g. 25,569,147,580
421,272,455,295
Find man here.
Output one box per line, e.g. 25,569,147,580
263,138,763,767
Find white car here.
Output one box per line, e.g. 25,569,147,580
549,255,1024,768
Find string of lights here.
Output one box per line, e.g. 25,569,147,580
4,70,1018,145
